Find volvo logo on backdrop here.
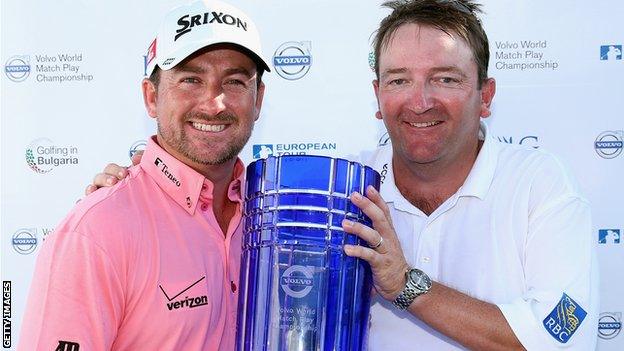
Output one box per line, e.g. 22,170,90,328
26,138,80,174
5,55,31,82
129,140,147,159
12,229,38,255
598,312,622,340
272,41,312,80
594,130,623,159
6,52,93,83
600,45,622,61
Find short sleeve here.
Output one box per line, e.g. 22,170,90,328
498,155,599,350
18,230,124,351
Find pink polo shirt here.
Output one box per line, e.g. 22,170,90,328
19,136,244,351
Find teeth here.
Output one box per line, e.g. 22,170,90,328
192,122,226,132
409,121,440,128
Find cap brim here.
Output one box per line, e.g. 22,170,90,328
156,41,270,75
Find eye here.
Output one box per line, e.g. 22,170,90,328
225,79,245,86
435,77,461,85
181,77,200,84
388,78,407,86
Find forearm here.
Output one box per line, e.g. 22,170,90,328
408,282,525,351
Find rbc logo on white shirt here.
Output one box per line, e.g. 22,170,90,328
543,293,587,343
599,229,621,244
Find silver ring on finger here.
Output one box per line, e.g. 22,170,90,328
370,236,383,249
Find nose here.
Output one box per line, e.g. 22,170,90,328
408,81,434,114
198,84,226,116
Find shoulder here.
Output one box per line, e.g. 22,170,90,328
53,165,152,244
495,142,583,195
358,144,392,172
494,141,559,170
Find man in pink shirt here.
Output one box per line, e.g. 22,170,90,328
18,1,269,350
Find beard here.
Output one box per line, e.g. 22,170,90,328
158,111,253,166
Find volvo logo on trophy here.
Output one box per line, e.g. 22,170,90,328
280,265,314,298
237,155,379,350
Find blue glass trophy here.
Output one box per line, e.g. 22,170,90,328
237,155,380,351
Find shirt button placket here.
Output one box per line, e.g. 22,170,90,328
417,220,437,277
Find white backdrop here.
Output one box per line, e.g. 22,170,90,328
1,0,622,349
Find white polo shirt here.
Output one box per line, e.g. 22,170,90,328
364,123,599,350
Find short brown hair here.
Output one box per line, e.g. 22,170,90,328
373,0,490,88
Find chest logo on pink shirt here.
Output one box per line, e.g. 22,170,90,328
159,276,208,311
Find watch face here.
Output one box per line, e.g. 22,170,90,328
409,269,431,291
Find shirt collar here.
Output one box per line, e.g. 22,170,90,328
141,136,245,215
368,144,414,211
198,160,245,204
370,120,498,207
456,121,499,200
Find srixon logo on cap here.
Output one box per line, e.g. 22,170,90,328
175,12,248,41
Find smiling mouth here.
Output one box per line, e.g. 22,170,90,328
407,121,442,128
191,121,227,132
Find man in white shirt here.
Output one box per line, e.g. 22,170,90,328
341,1,598,349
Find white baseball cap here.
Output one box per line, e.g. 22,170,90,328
145,0,270,77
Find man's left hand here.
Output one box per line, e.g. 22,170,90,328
342,185,410,302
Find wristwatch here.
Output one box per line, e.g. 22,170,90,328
392,268,432,310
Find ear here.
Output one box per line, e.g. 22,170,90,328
253,81,265,122
479,78,496,118
373,79,383,120
142,78,158,118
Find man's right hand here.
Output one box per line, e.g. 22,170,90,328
84,151,143,195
